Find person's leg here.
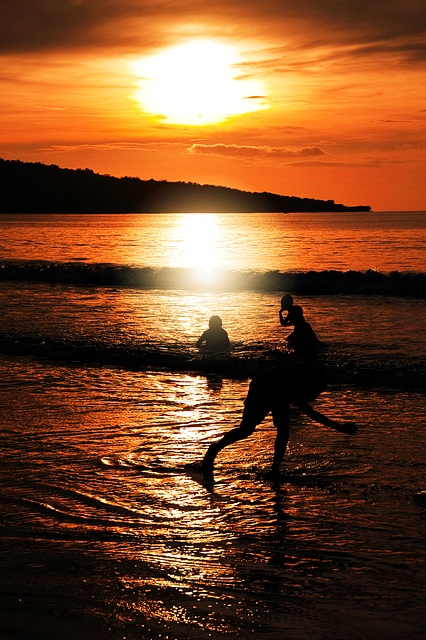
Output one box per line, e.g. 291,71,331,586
271,402,290,476
201,421,256,473
202,375,269,478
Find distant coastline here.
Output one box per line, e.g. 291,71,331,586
0,158,371,214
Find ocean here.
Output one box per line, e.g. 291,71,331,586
0,210,425,640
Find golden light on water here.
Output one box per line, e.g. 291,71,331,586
130,40,269,125
180,214,216,266
178,213,224,286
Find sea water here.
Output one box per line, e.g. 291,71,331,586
0,211,425,640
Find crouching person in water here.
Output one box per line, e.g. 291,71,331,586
202,364,357,480
196,315,230,352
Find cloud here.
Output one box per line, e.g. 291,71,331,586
286,160,379,167
0,1,169,54
1,0,425,67
286,156,410,167
44,141,186,152
340,37,426,64
188,143,326,159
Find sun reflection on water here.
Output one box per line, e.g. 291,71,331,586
180,214,217,267
175,214,229,288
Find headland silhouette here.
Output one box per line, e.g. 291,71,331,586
0,158,371,214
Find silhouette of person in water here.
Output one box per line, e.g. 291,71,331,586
202,364,357,480
279,294,302,327
196,315,230,352
279,295,325,357
284,305,325,357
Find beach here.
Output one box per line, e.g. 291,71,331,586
1,211,425,639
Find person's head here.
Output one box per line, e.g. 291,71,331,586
281,294,293,311
209,315,223,330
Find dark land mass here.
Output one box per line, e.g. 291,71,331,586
0,158,371,214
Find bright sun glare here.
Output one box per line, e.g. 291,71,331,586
180,213,223,286
130,40,268,125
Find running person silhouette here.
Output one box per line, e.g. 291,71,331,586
202,364,357,480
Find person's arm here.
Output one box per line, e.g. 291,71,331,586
196,331,207,348
294,397,358,435
279,309,290,326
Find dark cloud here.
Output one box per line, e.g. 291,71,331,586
0,0,168,53
1,0,425,63
188,143,326,158
339,37,426,64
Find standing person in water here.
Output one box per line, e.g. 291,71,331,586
202,364,357,480
279,294,302,327
196,315,230,352
279,294,325,357
285,305,326,357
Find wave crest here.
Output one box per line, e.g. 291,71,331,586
1,261,424,297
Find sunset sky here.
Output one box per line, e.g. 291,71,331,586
1,0,425,211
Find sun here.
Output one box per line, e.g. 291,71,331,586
130,40,269,126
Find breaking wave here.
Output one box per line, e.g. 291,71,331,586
1,260,425,297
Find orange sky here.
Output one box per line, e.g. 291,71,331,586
1,0,425,211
